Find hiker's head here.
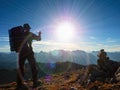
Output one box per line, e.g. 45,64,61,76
23,23,31,32
100,49,104,52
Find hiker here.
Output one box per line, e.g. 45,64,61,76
97,49,107,60
97,49,111,74
16,23,41,89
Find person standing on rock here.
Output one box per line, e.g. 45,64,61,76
16,23,42,89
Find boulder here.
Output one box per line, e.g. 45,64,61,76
97,59,120,77
87,59,120,83
115,67,120,81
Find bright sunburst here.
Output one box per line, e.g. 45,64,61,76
55,21,75,42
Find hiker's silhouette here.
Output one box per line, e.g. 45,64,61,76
16,23,41,89
97,49,108,60
97,49,109,71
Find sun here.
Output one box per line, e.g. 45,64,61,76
55,21,75,42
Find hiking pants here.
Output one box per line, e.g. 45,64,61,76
17,51,38,85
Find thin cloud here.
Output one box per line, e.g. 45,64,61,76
0,37,9,41
1,40,119,52
105,45,120,52
33,41,80,52
89,36,97,40
106,37,116,43
0,45,10,52
33,41,78,47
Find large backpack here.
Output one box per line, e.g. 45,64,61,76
8,26,25,52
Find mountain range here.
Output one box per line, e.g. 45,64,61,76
0,50,120,69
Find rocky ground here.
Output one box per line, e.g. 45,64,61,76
0,59,120,90
0,70,120,90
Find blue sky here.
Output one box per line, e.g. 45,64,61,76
0,0,120,52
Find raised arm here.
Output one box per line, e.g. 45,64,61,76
31,31,41,41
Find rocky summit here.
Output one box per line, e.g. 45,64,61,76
0,59,120,90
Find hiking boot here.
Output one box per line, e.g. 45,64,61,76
15,84,28,90
33,81,42,88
